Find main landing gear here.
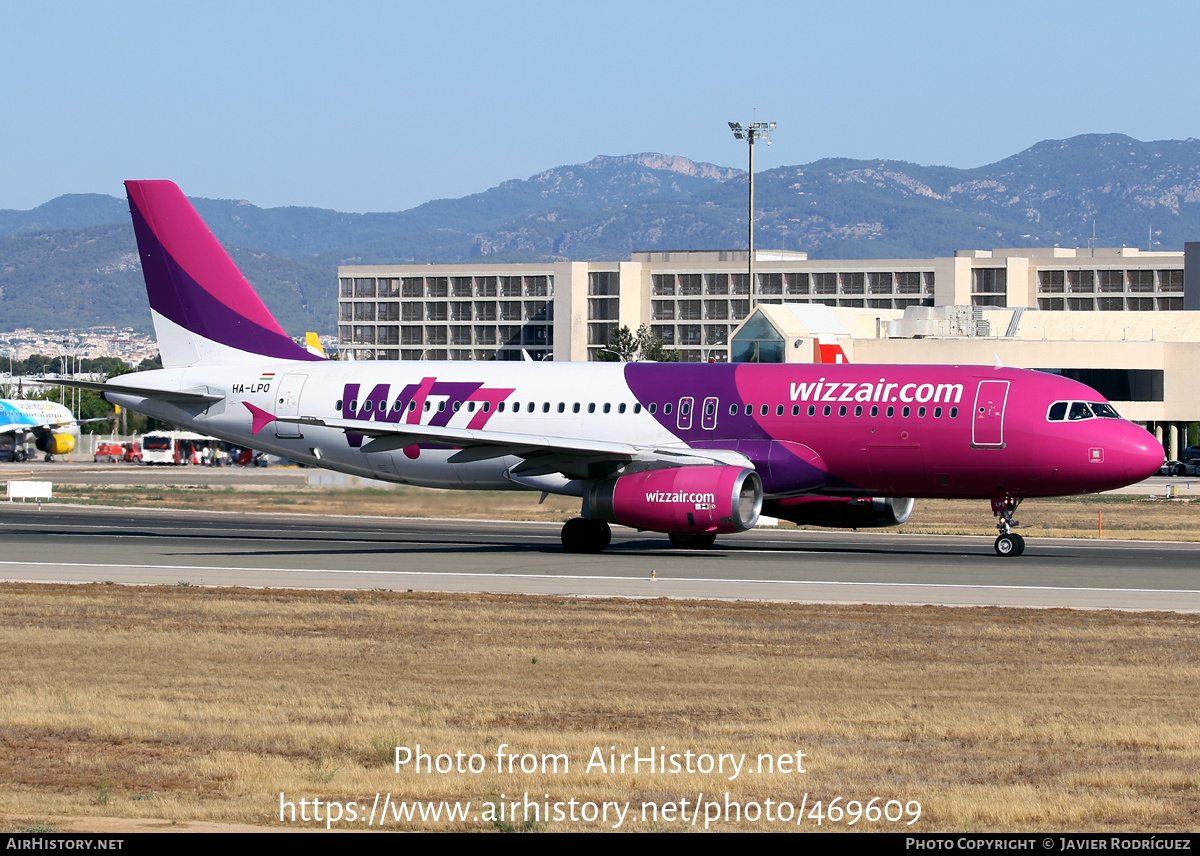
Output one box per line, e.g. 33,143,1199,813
991,497,1025,557
561,517,611,554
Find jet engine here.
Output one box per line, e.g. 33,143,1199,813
765,495,914,529
35,432,77,455
586,466,763,534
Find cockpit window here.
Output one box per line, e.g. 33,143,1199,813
1048,400,1122,422
1068,402,1093,421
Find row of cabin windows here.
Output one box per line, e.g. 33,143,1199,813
334,398,959,420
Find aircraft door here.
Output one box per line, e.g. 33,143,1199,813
971,380,1009,448
701,397,718,430
273,373,308,438
677,397,694,431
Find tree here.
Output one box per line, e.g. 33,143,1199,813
596,325,638,362
634,324,680,362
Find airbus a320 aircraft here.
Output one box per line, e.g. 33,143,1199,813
0,398,85,461
65,181,1164,556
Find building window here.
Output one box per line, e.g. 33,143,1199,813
867,272,893,294
353,302,375,321
589,271,619,296
1158,270,1183,293
1097,270,1123,293
896,272,922,294
1038,271,1065,293
354,278,375,298
785,272,809,295
972,268,1007,307
1128,270,1154,293
705,273,729,295
812,273,837,295
758,273,783,295
840,272,865,295
589,298,619,321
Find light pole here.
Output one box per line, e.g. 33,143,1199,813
728,119,775,315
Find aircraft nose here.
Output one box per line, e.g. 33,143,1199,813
1124,424,1165,482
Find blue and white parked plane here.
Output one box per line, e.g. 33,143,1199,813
0,398,85,460
55,180,1164,556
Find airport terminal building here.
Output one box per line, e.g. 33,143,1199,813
338,244,1200,457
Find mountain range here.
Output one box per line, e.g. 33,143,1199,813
2,134,1199,334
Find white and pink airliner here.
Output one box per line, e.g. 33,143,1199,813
69,181,1164,556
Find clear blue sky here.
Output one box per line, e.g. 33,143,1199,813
2,0,1196,213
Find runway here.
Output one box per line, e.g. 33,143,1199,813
1,503,1196,611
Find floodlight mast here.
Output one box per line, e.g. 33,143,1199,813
728,120,776,315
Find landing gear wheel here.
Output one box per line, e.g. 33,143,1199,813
994,533,1025,557
561,518,611,554
668,532,717,549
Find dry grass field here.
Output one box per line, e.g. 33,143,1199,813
2,584,1200,832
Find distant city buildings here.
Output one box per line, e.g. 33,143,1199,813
0,327,159,365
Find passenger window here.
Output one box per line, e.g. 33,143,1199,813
854,405,862,417
807,405,816,416
633,403,641,413
424,401,432,411
934,407,942,418
453,401,461,411
729,404,738,416
886,406,894,417
760,404,769,416
603,403,611,413
918,406,926,418
527,402,535,413
823,405,831,416
870,405,878,417
572,403,580,413
648,403,655,414
557,403,565,413
587,403,595,413
776,404,784,416
838,405,847,417
902,406,910,417
438,401,446,412
664,403,673,415
542,402,550,413
335,399,342,411
363,400,373,413
792,405,800,416
950,407,958,418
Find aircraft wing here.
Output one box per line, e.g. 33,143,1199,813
0,423,38,436
253,406,750,480
30,377,224,404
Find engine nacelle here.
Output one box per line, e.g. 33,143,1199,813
35,433,76,455
765,496,914,529
586,466,763,534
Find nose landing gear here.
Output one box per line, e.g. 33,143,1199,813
991,497,1025,557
